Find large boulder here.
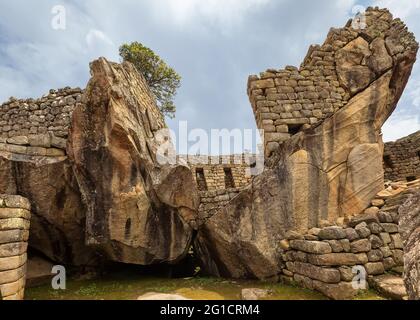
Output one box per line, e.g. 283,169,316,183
0,154,96,266
399,191,420,300
196,8,418,279
67,58,199,265
0,58,199,268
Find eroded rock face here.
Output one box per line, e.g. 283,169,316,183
399,191,420,300
0,58,199,268
68,58,199,265
196,8,418,279
0,155,96,266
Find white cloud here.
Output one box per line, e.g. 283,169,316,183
152,0,272,29
382,114,420,142
86,29,114,48
0,0,418,148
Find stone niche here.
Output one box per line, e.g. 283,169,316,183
0,195,31,300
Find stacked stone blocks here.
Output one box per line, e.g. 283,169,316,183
0,195,31,300
280,201,404,300
383,130,420,182
0,87,82,140
247,8,417,157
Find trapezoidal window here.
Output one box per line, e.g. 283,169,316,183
224,167,235,189
383,155,394,169
406,176,416,182
196,168,208,191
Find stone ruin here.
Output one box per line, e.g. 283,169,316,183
0,7,419,300
383,130,420,182
0,195,30,300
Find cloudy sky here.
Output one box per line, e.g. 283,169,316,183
0,0,419,154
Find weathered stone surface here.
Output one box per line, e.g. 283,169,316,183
290,261,341,283
293,274,314,290
241,288,272,300
369,234,384,249
0,265,25,285
390,234,403,249
365,262,385,275
0,208,31,220
312,280,359,300
0,277,25,298
348,213,379,228
328,240,344,253
285,250,307,263
68,58,199,265
0,254,26,272
380,246,393,258
338,266,355,282
367,249,384,262
336,37,376,95
399,191,420,300
381,223,399,233
350,239,371,253
0,158,97,266
289,240,332,254
0,196,30,300
369,274,407,300
0,242,27,257
392,249,404,266
344,228,359,241
383,257,396,270
371,199,385,208
308,253,368,266
355,222,371,238
368,222,383,234
318,226,346,240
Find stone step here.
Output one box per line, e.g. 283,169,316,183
369,274,407,300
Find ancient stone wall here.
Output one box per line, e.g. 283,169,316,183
0,195,31,300
0,87,82,140
383,130,420,182
281,203,404,300
0,88,81,160
399,190,420,300
179,154,253,222
248,8,413,157
180,154,253,192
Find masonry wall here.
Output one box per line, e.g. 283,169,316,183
0,87,83,159
383,130,420,182
182,154,252,192
278,178,420,300
247,8,401,157
281,207,404,300
180,154,253,221
0,195,31,300
247,37,350,156
0,87,82,139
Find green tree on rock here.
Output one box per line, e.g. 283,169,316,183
119,42,181,118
